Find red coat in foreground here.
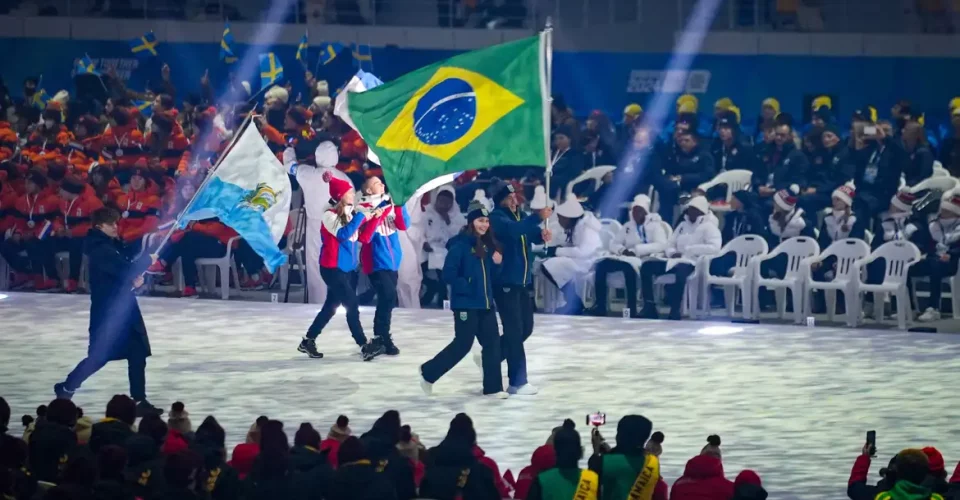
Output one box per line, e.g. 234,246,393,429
670,455,734,500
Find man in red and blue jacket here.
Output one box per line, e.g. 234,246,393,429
358,176,410,356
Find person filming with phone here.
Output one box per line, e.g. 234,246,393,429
851,120,904,236
586,414,665,500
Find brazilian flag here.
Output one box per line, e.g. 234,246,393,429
344,35,548,204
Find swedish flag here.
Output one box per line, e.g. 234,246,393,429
129,31,159,58
220,23,238,64
134,99,154,118
318,42,344,66
341,36,547,204
259,53,284,88
296,33,309,66
76,55,99,76
32,89,51,110
352,43,372,70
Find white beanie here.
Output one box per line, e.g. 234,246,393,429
265,86,289,104
632,194,651,213
832,181,856,207
529,185,548,210
316,80,330,97
556,197,585,218
312,95,332,111
685,195,709,215
941,192,960,215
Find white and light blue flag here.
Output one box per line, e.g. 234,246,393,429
179,122,291,272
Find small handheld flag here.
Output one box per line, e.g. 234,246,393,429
220,23,238,64
319,42,344,66
259,53,284,88
76,55,99,76
134,99,154,118
32,89,51,110
129,31,159,58
352,43,372,71
295,33,309,66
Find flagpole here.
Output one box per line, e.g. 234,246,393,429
540,18,553,201
246,83,274,104
146,112,256,262
85,53,111,94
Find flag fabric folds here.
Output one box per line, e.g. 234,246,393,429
129,31,159,58
220,23,238,64
319,42,344,66
296,33,309,65
76,55,99,76
334,70,384,165
179,122,291,272
259,53,284,88
337,36,547,204
134,99,154,118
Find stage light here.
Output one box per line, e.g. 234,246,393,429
697,326,743,335
0,294,8,300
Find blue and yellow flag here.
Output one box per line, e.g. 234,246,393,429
32,89,51,110
340,35,547,204
352,43,372,71
259,53,284,88
296,33,309,66
134,99,154,118
318,42,344,66
129,31,159,58
220,23,238,64
76,55,99,76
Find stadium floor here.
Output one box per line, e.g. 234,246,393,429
2,292,959,499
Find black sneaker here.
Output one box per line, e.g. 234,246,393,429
639,303,659,320
298,338,324,358
375,336,400,356
361,342,385,361
136,400,164,417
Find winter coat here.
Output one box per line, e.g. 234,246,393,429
358,194,410,273
514,445,556,500
124,434,165,499
443,232,499,310
472,445,511,498
420,198,467,269
938,136,960,176
89,418,134,454
752,142,809,191
541,213,604,291
855,139,903,201
903,146,935,187
360,428,417,500
54,188,105,239
84,228,151,362
819,210,864,249
327,460,398,500
722,192,769,244
769,208,814,242
711,138,756,173
319,207,366,271
875,480,944,500
27,420,79,482
875,212,922,250
608,213,668,257
587,450,666,500
667,213,722,260
420,439,501,500
810,143,856,194
191,441,242,500
4,191,60,239
664,147,716,191
489,206,543,286
929,218,960,259
288,445,334,500
115,188,161,244
670,455,734,500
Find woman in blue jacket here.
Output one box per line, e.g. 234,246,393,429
419,201,507,399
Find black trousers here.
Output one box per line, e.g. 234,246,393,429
306,267,366,345
33,237,85,281
161,232,226,287
369,270,398,339
910,256,960,309
65,355,146,401
593,259,639,316
421,309,503,395
494,285,532,388
420,262,447,307
0,238,35,274
640,260,695,317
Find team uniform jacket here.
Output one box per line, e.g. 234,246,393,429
3,192,61,238
115,188,162,243
53,187,104,238
320,208,367,271
358,195,410,274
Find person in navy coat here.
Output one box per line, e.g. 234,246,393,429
55,207,162,416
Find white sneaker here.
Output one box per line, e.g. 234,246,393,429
918,307,941,322
484,391,509,399
419,368,433,396
508,384,538,396
472,349,482,369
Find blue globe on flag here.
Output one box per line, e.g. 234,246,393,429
413,78,477,145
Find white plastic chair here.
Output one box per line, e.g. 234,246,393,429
908,176,959,195
801,238,870,323
602,221,672,313
195,235,242,300
701,235,769,319
750,236,820,323
598,218,622,250
931,161,949,177
54,252,89,290
565,165,616,199
696,169,753,213
910,260,960,320
652,256,705,318
849,240,921,330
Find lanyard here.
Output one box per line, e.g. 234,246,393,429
551,148,567,166
868,145,884,166
637,223,646,243
25,193,38,221
64,197,78,229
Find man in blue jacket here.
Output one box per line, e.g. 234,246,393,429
487,180,552,396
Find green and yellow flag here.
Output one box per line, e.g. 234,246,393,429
342,35,548,204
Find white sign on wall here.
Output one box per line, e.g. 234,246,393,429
626,70,711,94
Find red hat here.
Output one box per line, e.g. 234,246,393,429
891,190,916,212
941,193,960,215
832,181,856,207
326,173,353,202
922,447,945,474
228,443,260,479
161,429,189,455
774,184,800,211
735,469,762,488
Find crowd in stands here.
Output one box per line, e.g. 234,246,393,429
3,394,960,499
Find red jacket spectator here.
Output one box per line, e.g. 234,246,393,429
115,173,162,244
473,445,512,498
5,177,60,238
337,128,367,175
53,182,104,238
98,109,145,169
670,455,734,500
514,444,555,499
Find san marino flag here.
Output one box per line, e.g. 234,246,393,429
338,35,549,204
179,122,291,272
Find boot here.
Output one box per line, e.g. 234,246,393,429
135,400,164,417
297,337,324,358
360,341,385,361
375,335,400,356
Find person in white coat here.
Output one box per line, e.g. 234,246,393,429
540,197,603,314
396,195,426,309
913,193,960,321
639,195,721,320
283,137,342,305
418,185,466,307
768,184,813,243
590,194,668,317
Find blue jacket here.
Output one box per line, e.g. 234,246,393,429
442,233,498,310
489,206,542,286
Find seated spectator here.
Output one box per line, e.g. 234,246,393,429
125,414,166,498
799,124,855,214
514,443,556,499
290,422,334,497
540,197,603,314
651,127,715,222
360,410,416,500
768,185,813,243
901,121,935,187
938,107,960,176
192,415,241,500
396,425,426,487
712,110,755,176
419,185,464,308
0,169,60,291
156,449,206,500
28,398,78,483
752,117,808,211
93,445,135,500
590,194,667,317
817,183,862,249
852,121,904,236
547,126,584,199
90,394,137,454
319,415,351,468
733,470,767,500
114,166,161,257
228,417,267,480
639,196,721,320
0,397,37,500
329,436,398,500
167,401,192,435
243,419,295,499
876,449,945,500
670,445,733,500
419,413,500,500
587,414,664,500
45,175,102,292
722,190,769,245
526,419,598,500
913,193,960,321
921,447,948,496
